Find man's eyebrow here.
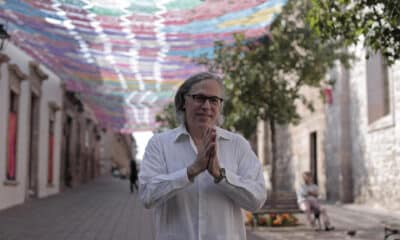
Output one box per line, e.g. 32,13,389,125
193,94,220,97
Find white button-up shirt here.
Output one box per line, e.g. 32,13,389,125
139,126,267,240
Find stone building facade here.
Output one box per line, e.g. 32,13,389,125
281,87,327,198
110,133,136,177
328,45,400,209
59,91,106,191
259,43,400,210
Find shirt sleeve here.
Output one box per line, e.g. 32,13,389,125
216,136,267,212
139,134,192,209
296,185,306,203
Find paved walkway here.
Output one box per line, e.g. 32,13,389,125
249,202,400,240
0,176,399,240
0,176,155,240
0,176,262,240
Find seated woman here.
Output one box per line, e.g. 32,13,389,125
297,171,334,231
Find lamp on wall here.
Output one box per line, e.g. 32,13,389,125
0,24,10,50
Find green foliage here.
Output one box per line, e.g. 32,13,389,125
221,91,258,139
155,102,179,132
308,0,400,65
198,0,351,137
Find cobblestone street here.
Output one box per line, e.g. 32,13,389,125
0,176,399,240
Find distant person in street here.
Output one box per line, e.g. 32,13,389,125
130,159,138,193
297,171,334,231
139,72,267,240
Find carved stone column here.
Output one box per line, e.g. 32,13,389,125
26,62,48,198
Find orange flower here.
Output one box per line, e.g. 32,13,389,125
273,215,283,225
244,211,253,225
281,213,289,220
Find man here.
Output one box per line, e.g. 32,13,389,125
297,171,334,231
129,159,138,193
139,72,267,240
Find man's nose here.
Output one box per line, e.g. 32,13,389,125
201,99,212,108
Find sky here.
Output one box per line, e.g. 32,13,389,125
132,131,154,161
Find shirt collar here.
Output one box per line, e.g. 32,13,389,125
174,125,231,142
174,125,190,142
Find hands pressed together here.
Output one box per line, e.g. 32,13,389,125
187,128,221,181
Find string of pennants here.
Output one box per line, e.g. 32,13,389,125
0,0,286,132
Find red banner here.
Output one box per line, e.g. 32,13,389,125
324,88,333,105
7,113,17,180
48,134,54,184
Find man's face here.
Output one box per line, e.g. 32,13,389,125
184,79,223,130
303,174,312,184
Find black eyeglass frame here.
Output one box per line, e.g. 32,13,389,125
186,94,224,105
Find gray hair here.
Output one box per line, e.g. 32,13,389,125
174,72,225,125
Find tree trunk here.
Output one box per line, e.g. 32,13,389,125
270,120,277,192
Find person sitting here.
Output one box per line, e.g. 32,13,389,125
297,171,334,231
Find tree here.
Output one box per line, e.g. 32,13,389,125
199,0,351,190
155,102,179,132
308,0,400,65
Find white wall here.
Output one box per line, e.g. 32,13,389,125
0,55,26,209
37,77,63,198
0,43,63,210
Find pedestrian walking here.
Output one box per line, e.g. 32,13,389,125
297,171,335,231
130,159,138,193
139,72,267,240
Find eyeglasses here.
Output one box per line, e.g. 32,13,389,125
186,94,224,106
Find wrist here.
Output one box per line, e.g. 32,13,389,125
214,168,226,184
187,163,202,182
213,168,221,178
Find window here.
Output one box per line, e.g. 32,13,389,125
6,91,19,180
76,122,81,171
48,108,56,185
85,119,91,148
309,131,318,185
366,52,390,124
5,64,27,183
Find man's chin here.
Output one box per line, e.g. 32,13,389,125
194,120,215,129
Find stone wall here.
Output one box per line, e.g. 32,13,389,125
344,44,400,209
262,44,400,210
274,86,328,198
324,62,355,203
299,46,400,208
324,71,341,201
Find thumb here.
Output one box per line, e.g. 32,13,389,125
206,150,212,170
207,151,213,171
